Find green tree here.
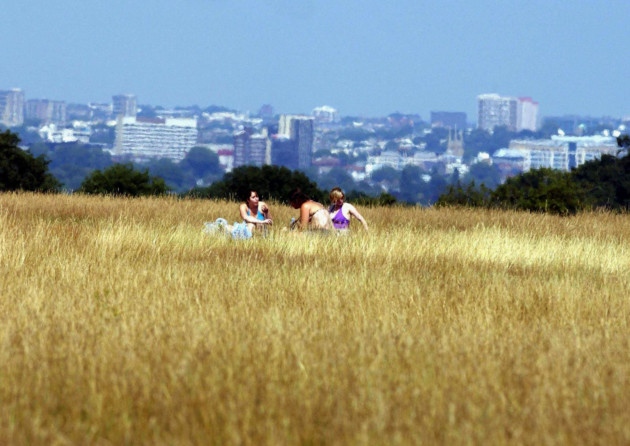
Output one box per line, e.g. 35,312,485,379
0,130,60,192
423,173,449,206
464,162,502,190
47,143,113,191
318,166,356,193
345,190,397,207
436,181,492,207
571,145,630,210
462,126,519,162
398,165,424,204
89,123,116,145
463,128,493,161
491,126,517,151
187,165,325,203
370,166,400,191
491,168,584,215
422,127,448,154
571,155,621,209
78,163,169,196
617,134,630,152
376,192,398,206
180,146,223,181
27,141,50,157
10,125,43,146
144,158,192,193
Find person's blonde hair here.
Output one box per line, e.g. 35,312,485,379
329,187,344,203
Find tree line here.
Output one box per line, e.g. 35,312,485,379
437,136,630,214
2,129,629,213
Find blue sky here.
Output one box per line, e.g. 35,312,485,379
2,0,629,120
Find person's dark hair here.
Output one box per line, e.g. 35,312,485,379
240,189,259,203
290,189,310,207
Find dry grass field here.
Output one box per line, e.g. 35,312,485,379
1,192,629,445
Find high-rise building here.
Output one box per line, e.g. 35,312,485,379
477,94,518,132
112,94,137,118
233,129,251,168
0,88,25,127
25,99,66,125
271,135,298,170
477,94,539,132
278,114,314,170
516,97,539,132
233,127,271,168
293,118,313,170
114,116,198,161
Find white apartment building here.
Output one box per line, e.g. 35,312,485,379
506,135,619,172
478,94,539,132
478,94,517,131
114,116,198,162
516,97,539,132
0,88,25,127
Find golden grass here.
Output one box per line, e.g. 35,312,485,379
1,192,629,445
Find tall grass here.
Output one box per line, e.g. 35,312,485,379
1,192,629,445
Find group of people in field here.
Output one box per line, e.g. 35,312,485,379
205,187,368,239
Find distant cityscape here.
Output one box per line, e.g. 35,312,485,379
1,87,627,198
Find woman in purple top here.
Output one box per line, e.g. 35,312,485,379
328,187,369,231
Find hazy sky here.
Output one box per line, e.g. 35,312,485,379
2,0,629,120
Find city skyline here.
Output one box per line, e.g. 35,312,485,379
2,0,630,120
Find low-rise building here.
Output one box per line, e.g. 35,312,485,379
492,148,529,181
508,135,618,172
114,116,198,162
38,122,91,143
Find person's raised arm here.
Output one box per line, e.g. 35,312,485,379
347,203,368,231
260,201,272,224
